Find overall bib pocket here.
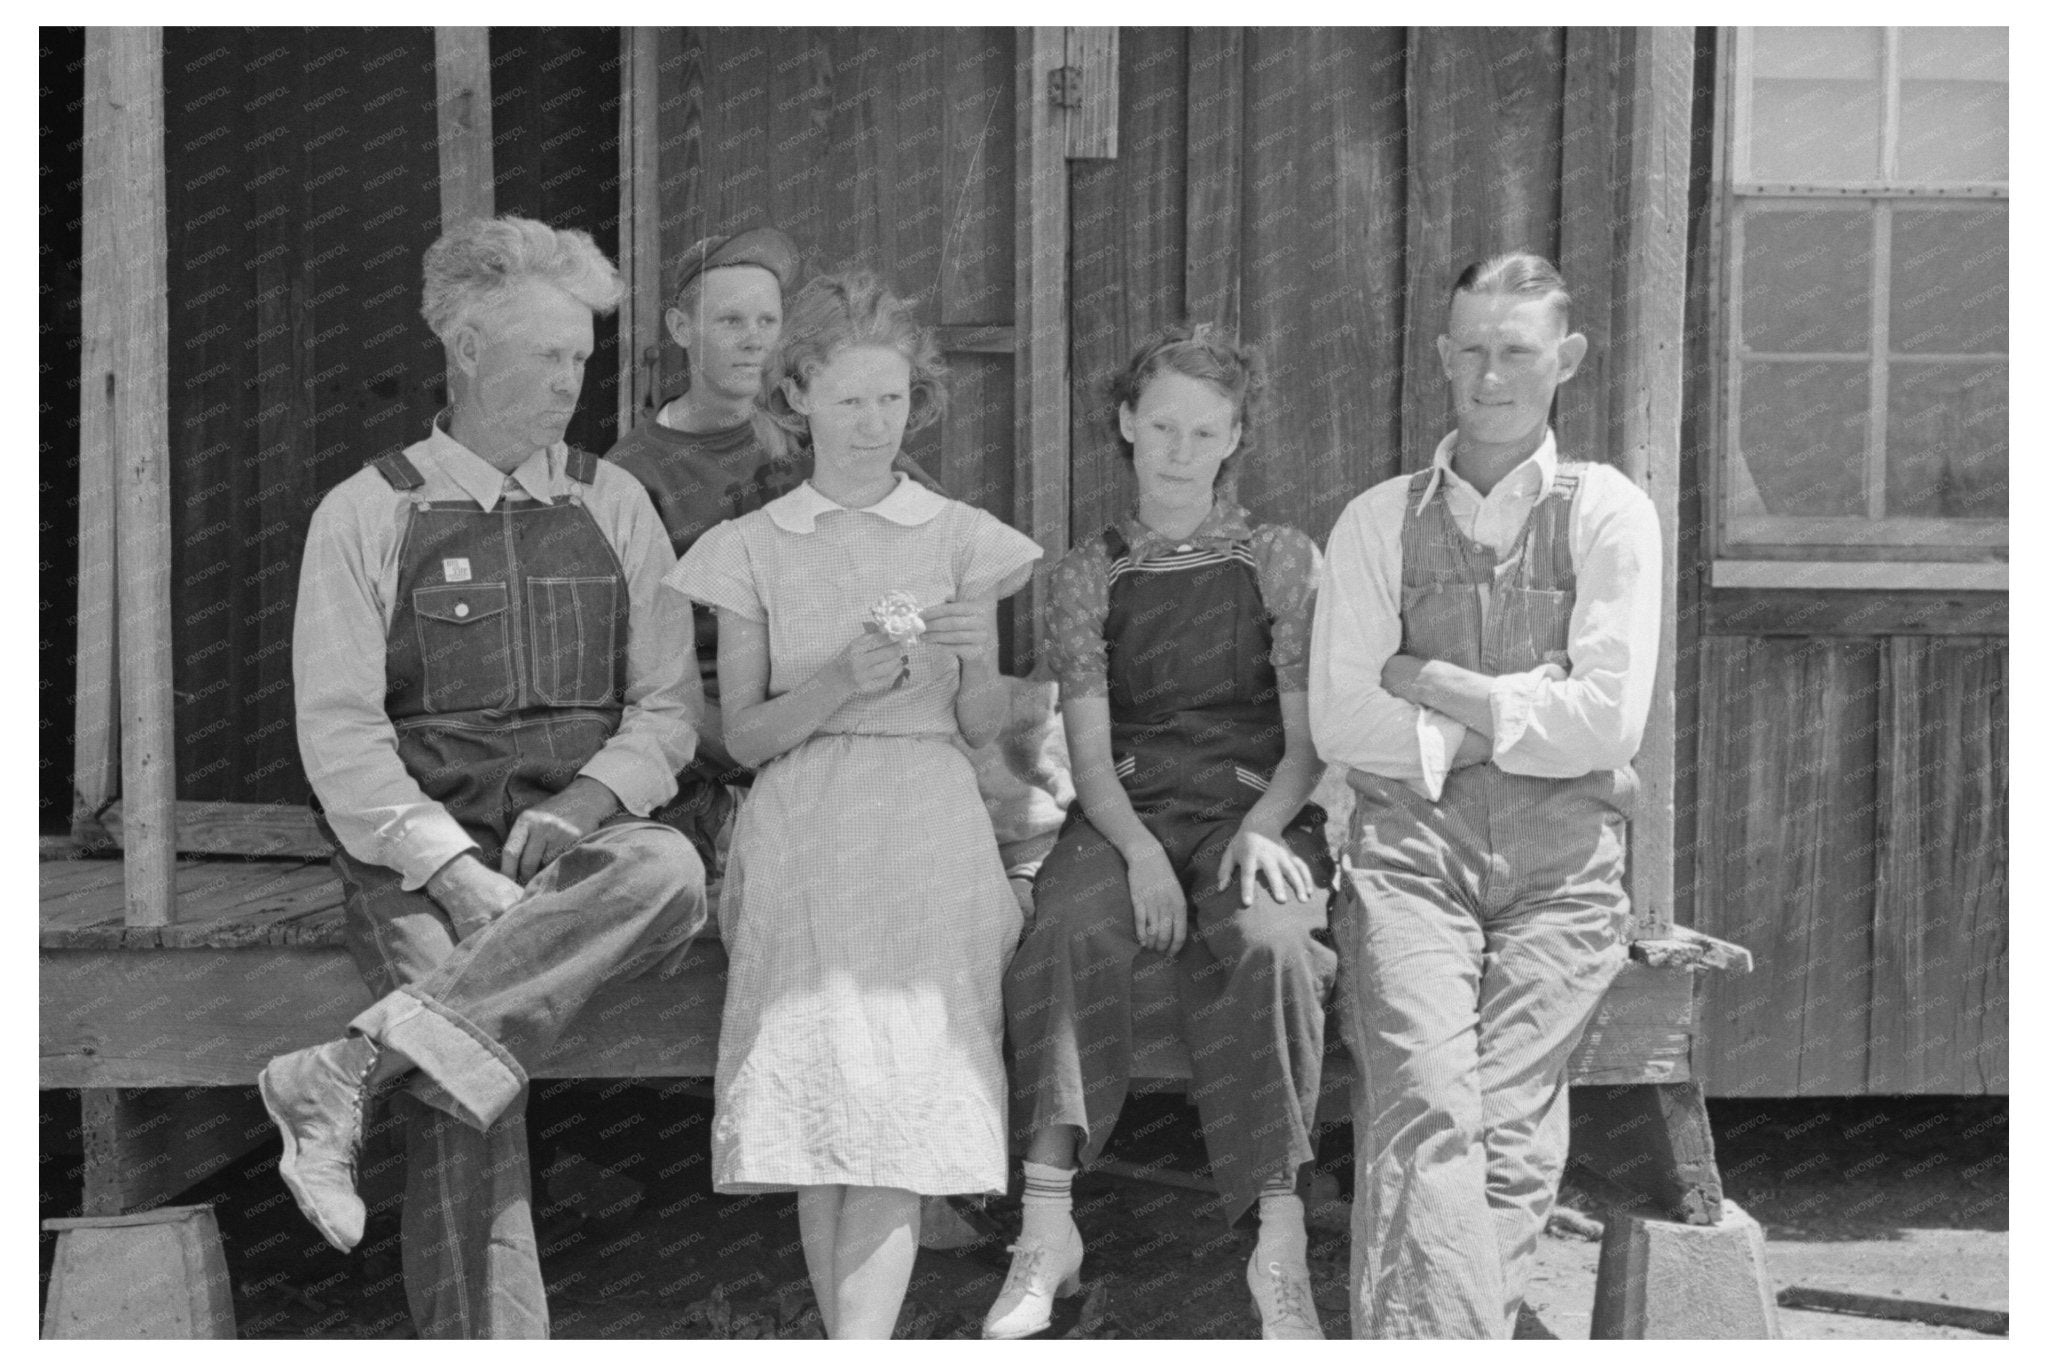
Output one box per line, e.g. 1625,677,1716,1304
526,575,621,706
1487,585,1574,674
412,582,514,712
1401,580,1484,671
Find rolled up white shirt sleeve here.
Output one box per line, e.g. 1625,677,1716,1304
294,478,477,891
1488,468,1662,777
1309,483,1468,800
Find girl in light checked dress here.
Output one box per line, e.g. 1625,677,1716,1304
666,271,1041,1339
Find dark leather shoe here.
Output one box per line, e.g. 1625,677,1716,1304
258,1035,378,1252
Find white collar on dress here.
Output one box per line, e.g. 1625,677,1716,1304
765,473,947,533
1416,429,1558,514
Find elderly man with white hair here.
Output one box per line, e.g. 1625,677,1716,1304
259,216,709,1338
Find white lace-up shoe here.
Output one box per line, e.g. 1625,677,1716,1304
258,1035,379,1252
982,1221,1085,1339
1248,1254,1324,1339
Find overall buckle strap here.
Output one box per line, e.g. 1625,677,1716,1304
369,451,426,491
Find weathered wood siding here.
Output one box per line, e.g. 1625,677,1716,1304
161,28,446,806
1868,638,2008,1093
1692,635,2007,1095
487,27,626,450
655,28,1017,520
1056,26,1680,551
668,26,1635,550
158,30,629,806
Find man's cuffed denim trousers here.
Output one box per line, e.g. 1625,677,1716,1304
336,821,708,1338
1336,766,1630,1339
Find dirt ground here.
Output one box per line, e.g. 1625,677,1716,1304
40,1087,2006,1339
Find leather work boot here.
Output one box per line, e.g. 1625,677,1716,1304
1247,1254,1325,1339
258,1034,379,1253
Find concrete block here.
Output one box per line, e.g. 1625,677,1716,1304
1590,1199,1780,1339
42,1205,236,1339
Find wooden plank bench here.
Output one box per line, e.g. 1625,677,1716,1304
41,846,1703,1214
42,852,1697,1089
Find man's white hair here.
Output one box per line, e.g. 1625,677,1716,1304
420,216,622,341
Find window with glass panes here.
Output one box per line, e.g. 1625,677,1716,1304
1719,26,2006,568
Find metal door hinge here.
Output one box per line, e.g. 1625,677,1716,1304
1049,66,1081,108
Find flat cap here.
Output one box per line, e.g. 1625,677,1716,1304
673,227,800,301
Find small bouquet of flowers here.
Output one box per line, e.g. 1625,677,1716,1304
865,589,926,688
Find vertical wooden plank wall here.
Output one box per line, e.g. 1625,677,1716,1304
1239,28,1409,537
1694,638,1881,1095
1183,28,1242,335
1059,25,1575,543
83,27,176,926
1068,27,1414,548
1399,29,1566,474
652,29,1017,518
1693,632,2007,1096
935,30,1019,523
161,30,444,810
1869,638,2008,1093
1067,28,1187,540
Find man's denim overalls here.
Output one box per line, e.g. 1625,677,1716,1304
1338,464,1633,1338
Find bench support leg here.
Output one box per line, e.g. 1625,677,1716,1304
1567,1080,1722,1224
80,1087,275,1216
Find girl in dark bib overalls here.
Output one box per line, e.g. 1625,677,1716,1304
986,329,1337,1340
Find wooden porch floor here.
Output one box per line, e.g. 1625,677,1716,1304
40,854,346,950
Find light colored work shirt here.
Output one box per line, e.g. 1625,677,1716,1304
294,421,700,889
1309,429,1662,800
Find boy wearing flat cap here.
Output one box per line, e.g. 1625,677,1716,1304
605,228,938,869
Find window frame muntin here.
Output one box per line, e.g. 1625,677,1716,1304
1713,25,2008,574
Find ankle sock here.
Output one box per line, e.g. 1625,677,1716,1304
1020,1159,1076,1242
1256,1186,1307,1266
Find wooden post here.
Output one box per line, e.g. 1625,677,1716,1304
617,26,664,433
1561,28,1692,939
80,1088,275,1217
82,28,175,928
1014,26,1072,662
1063,28,1119,160
434,28,493,406
71,95,122,849
434,29,494,232
1611,29,1693,940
